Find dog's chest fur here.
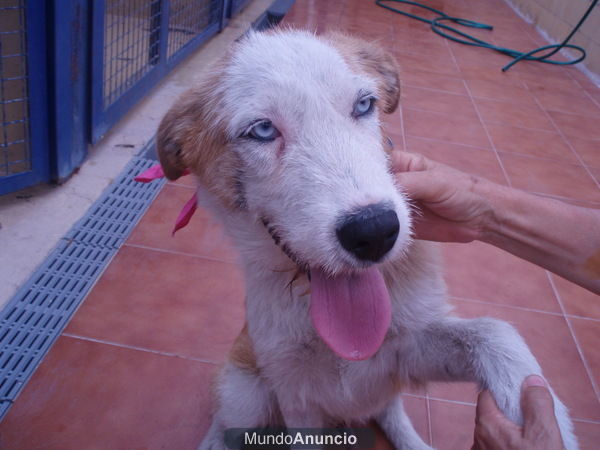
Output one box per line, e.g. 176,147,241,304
232,221,449,422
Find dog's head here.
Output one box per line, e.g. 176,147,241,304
158,30,412,360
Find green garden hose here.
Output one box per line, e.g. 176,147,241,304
375,0,598,72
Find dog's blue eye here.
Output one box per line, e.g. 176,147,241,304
248,120,280,141
353,96,376,118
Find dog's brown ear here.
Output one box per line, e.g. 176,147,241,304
156,77,241,210
156,95,194,180
326,32,400,114
156,79,226,181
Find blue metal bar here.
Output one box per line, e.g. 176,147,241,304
90,0,107,143
50,0,92,182
229,0,252,17
221,0,232,28
158,0,170,64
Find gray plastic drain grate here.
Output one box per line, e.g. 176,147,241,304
0,146,166,420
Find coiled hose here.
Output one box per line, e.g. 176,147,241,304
375,0,598,72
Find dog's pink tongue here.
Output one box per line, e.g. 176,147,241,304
309,267,391,361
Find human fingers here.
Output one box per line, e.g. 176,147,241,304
472,390,521,450
394,170,445,202
390,151,434,173
520,376,564,448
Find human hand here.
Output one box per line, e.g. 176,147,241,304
391,151,495,243
472,375,565,450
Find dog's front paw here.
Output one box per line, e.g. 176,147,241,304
552,393,578,450
488,380,523,425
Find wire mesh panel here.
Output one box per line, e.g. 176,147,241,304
103,0,163,109
0,0,30,178
167,0,223,59
93,0,225,142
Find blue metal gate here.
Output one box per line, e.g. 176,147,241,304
0,0,50,195
230,0,252,17
91,0,226,143
0,0,254,194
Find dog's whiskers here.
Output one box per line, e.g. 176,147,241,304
284,268,311,300
233,167,248,210
261,216,310,274
271,267,297,273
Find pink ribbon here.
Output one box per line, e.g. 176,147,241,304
172,192,198,236
134,164,166,182
134,164,196,235
134,166,190,183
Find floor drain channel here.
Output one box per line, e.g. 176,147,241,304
0,145,165,420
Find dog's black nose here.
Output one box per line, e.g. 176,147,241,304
336,204,399,262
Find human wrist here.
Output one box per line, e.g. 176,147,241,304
470,176,509,243
474,180,542,252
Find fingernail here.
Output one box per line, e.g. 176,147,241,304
524,375,546,387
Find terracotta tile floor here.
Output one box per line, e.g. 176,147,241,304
2,0,600,448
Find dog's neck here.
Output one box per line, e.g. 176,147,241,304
197,185,303,276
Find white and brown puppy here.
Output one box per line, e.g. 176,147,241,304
157,29,577,449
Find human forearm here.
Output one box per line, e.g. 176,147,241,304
477,181,600,294
393,151,600,294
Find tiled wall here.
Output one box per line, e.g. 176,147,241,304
506,0,599,78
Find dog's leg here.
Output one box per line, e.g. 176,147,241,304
278,400,323,428
376,395,432,450
199,420,226,450
403,317,577,449
274,401,324,450
199,363,277,450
